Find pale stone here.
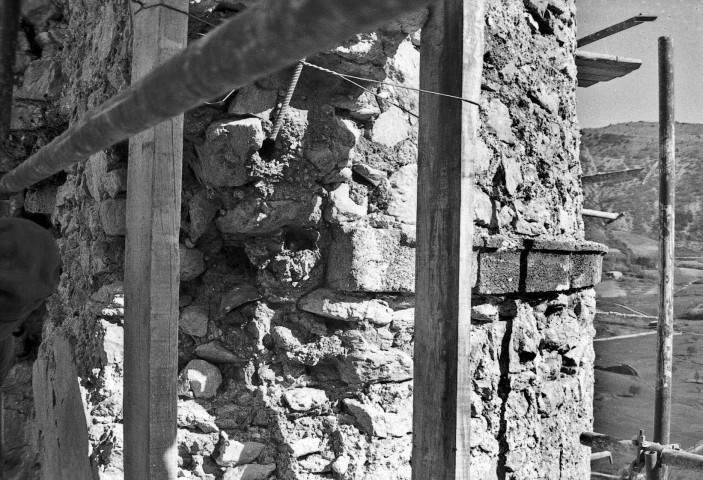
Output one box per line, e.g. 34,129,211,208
331,455,350,474
21,0,59,26
180,305,209,337
216,195,322,236
289,437,321,458
24,187,57,214
474,188,494,227
178,399,219,433
298,454,329,473
99,198,126,236
371,108,410,147
18,59,62,100
343,399,387,438
188,190,217,242
386,164,417,224
101,169,127,198
485,98,516,144
324,183,367,223
193,118,265,187
472,304,499,323
216,432,265,467
502,157,523,196
337,348,413,384
85,152,108,201
181,360,222,399
298,289,393,325
223,464,276,480
283,388,328,412
180,244,207,281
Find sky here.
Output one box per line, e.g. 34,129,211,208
576,0,703,128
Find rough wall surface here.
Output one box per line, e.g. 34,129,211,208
0,0,596,479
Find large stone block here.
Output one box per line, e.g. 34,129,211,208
327,226,415,292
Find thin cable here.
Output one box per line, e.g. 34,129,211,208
337,73,418,119
301,60,481,107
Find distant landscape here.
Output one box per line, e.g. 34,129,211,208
581,122,703,480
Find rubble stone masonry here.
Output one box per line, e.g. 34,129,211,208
0,0,601,479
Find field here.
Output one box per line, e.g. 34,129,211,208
592,277,703,479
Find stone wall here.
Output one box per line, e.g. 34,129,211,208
0,0,601,479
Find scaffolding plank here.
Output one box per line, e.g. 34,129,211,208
412,0,484,478
577,15,657,48
576,50,642,88
123,1,188,479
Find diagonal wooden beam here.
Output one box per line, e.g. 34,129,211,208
577,15,657,48
123,2,188,479
412,0,484,478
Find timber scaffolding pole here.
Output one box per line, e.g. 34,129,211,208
0,0,439,194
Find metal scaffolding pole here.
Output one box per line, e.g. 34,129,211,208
655,35,675,480
0,0,437,194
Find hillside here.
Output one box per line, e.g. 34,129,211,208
581,121,703,268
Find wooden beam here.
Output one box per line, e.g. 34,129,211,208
576,51,642,88
412,0,484,479
0,0,439,194
123,2,188,479
577,15,657,48
0,0,21,141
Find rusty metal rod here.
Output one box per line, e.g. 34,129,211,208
581,433,703,472
582,208,623,221
0,0,21,141
0,0,436,194
656,37,675,474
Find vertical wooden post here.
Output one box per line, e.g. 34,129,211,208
0,0,21,140
655,35,675,480
412,0,484,479
124,2,187,479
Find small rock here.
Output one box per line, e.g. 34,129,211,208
352,163,386,186
502,157,523,196
188,191,217,243
99,198,127,236
18,59,62,100
474,189,494,227
195,341,243,364
228,84,278,118
21,0,59,26
24,187,57,214
180,305,209,337
289,437,321,458
85,152,108,201
472,304,499,323
178,399,219,433
298,289,393,325
181,360,222,399
298,454,329,473
219,284,261,315
485,98,516,144
331,455,350,474
223,463,276,480
283,388,328,412
216,432,265,467
338,347,413,384
371,108,410,147
101,169,128,198
343,399,387,437
180,244,207,281
324,183,367,223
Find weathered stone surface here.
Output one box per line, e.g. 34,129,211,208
216,195,322,237
327,226,415,292
343,399,387,438
289,437,321,458
85,152,108,201
24,186,57,214
324,183,367,223
180,305,209,337
484,98,516,144
181,360,222,399
298,289,393,325
21,0,59,26
195,341,244,364
219,284,261,315
337,348,413,384
99,198,127,236
228,84,278,117
386,164,417,224
193,118,265,187
352,163,386,186
371,108,410,147
101,169,128,198
180,244,207,281
331,455,350,474
188,190,217,242
222,464,276,480
215,432,265,467
178,400,219,433
18,60,62,100
283,388,328,412
472,304,499,323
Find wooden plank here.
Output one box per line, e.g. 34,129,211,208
577,15,657,48
412,0,484,479
124,2,187,479
0,0,21,141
